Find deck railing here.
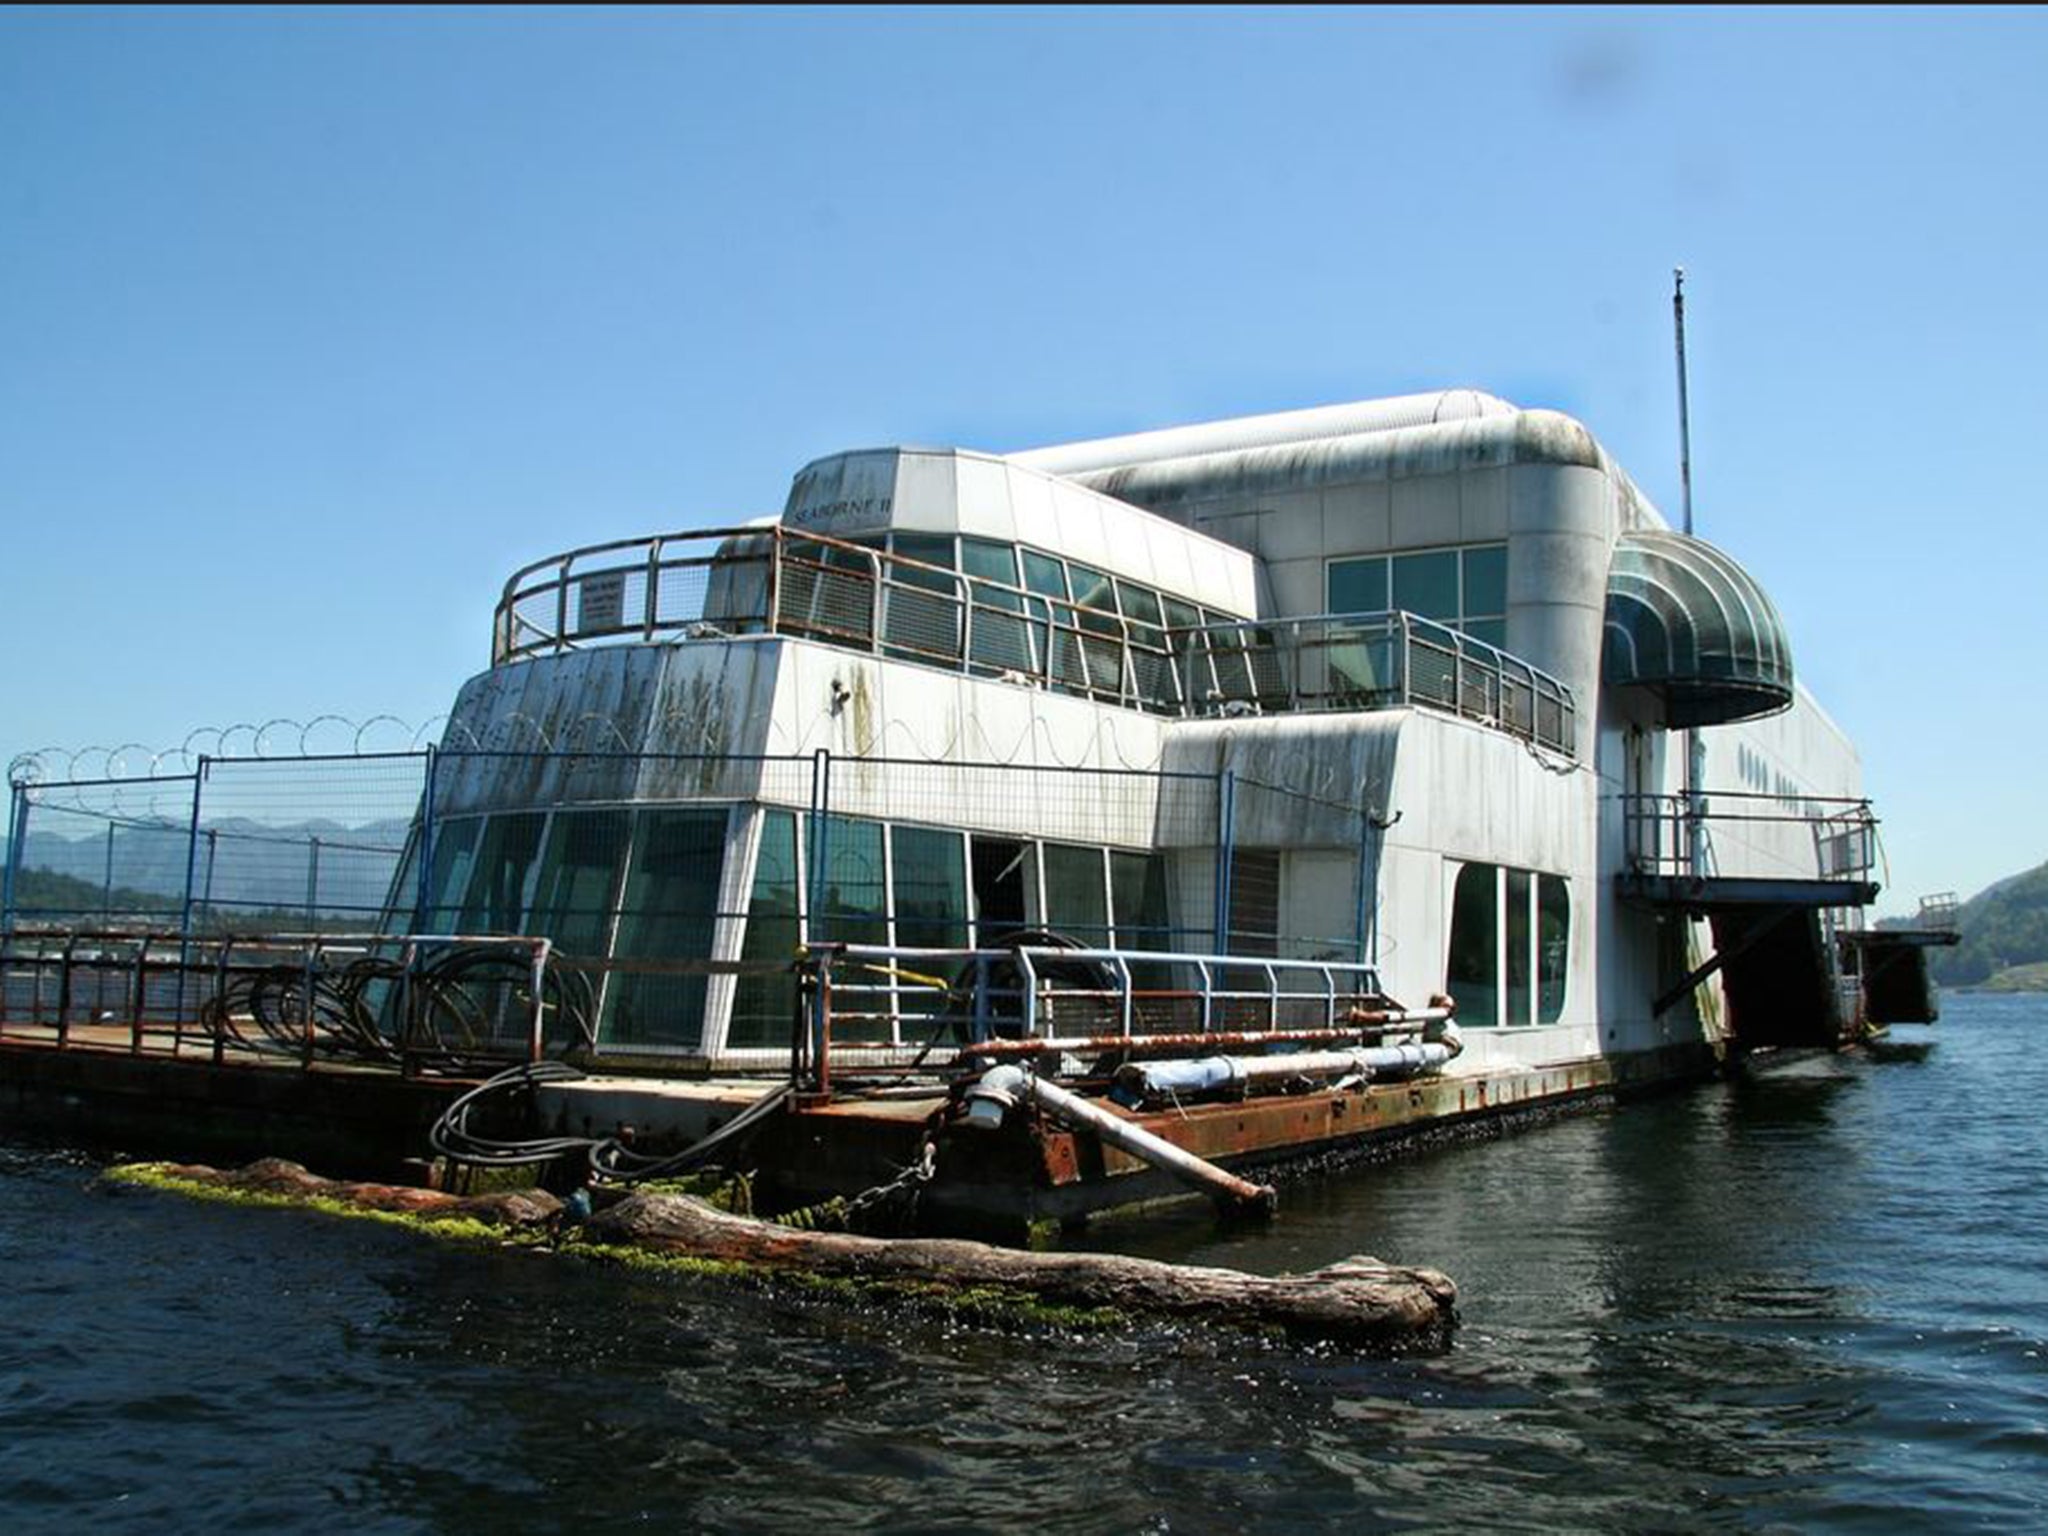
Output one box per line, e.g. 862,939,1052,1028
788,941,1453,1089
0,929,577,1073
1620,792,1879,884
492,525,1576,753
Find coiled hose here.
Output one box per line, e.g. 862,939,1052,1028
429,1059,792,1185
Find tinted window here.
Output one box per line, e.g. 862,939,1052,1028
730,809,800,1048
605,808,728,1049
1447,861,1498,1027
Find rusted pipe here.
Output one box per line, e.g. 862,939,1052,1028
961,1064,1276,1213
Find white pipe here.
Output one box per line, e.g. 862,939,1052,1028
1120,1026,1463,1103
962,1064,1275,1212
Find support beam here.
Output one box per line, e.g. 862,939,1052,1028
1653,907,1799,1017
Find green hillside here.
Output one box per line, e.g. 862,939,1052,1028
1928,860,2048,987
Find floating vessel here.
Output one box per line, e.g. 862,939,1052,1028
0,389,1954,1234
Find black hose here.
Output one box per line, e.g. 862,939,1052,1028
586,1081,793,1182
428,1059,792,1184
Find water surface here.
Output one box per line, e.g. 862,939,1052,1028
4,993,2045,1531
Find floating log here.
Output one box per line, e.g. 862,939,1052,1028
113,1157,566,1228
112,1159,1456,1350
585,1190,1455,1348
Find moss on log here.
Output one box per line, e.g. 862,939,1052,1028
106,1159,1456,1350
586,1190,1455,1348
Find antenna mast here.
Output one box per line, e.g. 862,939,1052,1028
1673,266,1694,536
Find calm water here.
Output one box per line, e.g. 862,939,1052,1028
4,993,2046,1532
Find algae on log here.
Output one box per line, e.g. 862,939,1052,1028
116,1157,565,1230
585,1190,1456,1349
111,1160,1457,1350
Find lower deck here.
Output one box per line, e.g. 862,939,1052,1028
0,1010,1722,1236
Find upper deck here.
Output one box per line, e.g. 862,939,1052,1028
493,521,1577,757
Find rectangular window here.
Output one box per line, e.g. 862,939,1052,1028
1113,849,1174,993
960,539,1037,678
729,809,800,1048
604,808,728,1050
1447,861,1570,1028
892,825,970,1034
971,837,1033,944
1392,550,1460,621
1463,544,1508,619
1111,851,1173,952
880,533,961,662
1538,875,1570,1023
458,813,545,934
526,809,631,957
1505,867,1533,1028
813,816,887,948
420,818,482,932
1043,843,1111,947
1329,544,1507,644
1328,557,1388,615
893,826,969,950
1448,861,1500,1027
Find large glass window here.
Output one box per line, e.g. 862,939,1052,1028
1538,875,1570,1023
1446,862,1569,1027
881,534,961,663
458,813,545,934
525,809,630,957
893,825,969,1032
1044,843,1111,946
1505,868,1533,1028
1393,550,1459,621
419,817,481,932
729,809,800,1048
971,837,1033,943
1447,862,1500,1027
894,827,969,949
813,816,887,948
604,808,728,1049
963,538,1036,678
1111,851,1173,952
1328,557,1388,617
1328,544,1508,647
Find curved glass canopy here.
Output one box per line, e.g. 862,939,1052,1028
1603,530,1794,727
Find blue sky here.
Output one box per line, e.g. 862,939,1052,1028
2,7,2042,913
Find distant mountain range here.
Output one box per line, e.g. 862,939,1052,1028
4,818,411,916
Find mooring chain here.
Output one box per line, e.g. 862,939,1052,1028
842,1132,938,1220
778,1132,937,1232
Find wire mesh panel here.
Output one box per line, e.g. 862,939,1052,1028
7,776,198,926
192,756,424,932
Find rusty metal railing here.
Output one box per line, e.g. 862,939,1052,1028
784,942,1454,1092
0,928,579,1074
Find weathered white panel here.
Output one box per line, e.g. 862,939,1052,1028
1050,481,1115,573
891,450,959,534
1390,472,1463,549
1322,479,1392,555
955,454,1017,543
1008,463,1058,552
1255,491,1325,563
1460,466,1510,542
